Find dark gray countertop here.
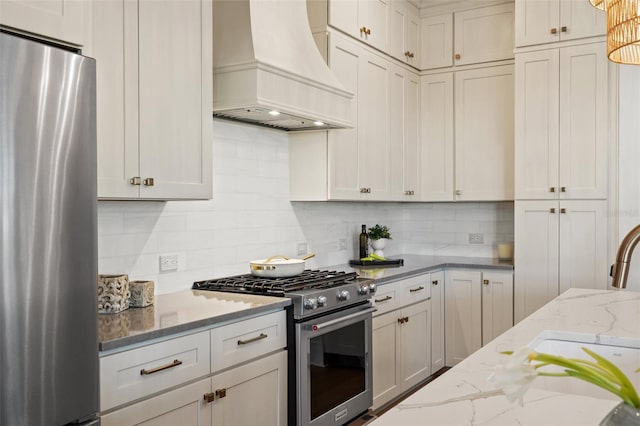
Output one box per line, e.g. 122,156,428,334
99,255,510,351
98,289,290,352
328,254,513,284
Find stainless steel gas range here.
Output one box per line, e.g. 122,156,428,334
193,270,376,426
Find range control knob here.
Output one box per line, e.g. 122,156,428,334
304,298,318,310
358,285,369,295
368,283,377,294
337,290,351,301
317,295,328,307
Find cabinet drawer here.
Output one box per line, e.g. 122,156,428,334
400,275,431,304
372,284,402,316
100,331,210,411
211,310,286,372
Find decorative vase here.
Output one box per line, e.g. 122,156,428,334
600,402,640,425
371,238,387,257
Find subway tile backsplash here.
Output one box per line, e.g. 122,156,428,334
98,119,514,294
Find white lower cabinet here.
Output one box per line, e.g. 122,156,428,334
100,310,287,426
101,352,287,426
210,351,287,426
445,269,513,367
372,275,431,410
101,379,212,426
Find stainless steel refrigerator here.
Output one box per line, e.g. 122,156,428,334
0,31,99,425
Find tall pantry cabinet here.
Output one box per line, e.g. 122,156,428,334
513,7,608,322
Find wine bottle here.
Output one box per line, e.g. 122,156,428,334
359,225,368,258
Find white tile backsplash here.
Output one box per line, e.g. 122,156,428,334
98,119,514,294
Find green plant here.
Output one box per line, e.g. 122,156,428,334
368,224,392,241
489,347,640,408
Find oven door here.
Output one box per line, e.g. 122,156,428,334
296,304,374,426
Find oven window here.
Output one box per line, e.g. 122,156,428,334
309,320,366,420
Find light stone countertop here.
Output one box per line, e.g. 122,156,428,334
330,254,513,284
371,288,640,426
98,289,290,352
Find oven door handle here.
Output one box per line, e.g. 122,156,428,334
309,307,376,331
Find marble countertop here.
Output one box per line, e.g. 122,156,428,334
330,254,513,284
98,290,290,352
371,288,640,425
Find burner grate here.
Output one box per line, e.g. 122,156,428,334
192,270,358,295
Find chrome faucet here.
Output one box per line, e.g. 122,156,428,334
611,224,640,288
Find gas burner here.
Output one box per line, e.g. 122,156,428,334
192,270,358,295
193,270,374,320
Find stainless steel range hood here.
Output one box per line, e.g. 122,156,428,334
212,0,353,131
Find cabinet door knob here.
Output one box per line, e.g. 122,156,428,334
143,177,154,186
550,208,556,213
366,28,371,35
215,388,227,399
360,26,366,34
454,53,461,60
561,26,567,32
432,280,438,285
203,392,215,403
130,176,142,186
549,187,556,193
483,279,489,285
455,189,462,196
560,208,567,214
560,186,566,192
551,28,558,34
397,317,404,324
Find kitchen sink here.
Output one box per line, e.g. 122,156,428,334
527,331,640,400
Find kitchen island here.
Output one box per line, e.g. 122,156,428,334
371,288,640,425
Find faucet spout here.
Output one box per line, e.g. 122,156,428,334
612,224,640,289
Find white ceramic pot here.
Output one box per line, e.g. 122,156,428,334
370,238,387,257
249,254,315,278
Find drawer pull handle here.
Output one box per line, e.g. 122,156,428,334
375,296,392,303
483,279,489,285
409,286,425,293
237,333,268,345
140,359,182,375
432,280,438,285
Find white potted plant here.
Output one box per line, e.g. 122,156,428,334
368,224,392,258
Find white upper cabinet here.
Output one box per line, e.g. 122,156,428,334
93,0,212,200
420,14,453,70
515,0,605,47
327,32,391,200
515,43,608,200
419,73,454,201
421,4,514,70
389,0,420,66
329,0,390,52
390,65,420,201
0,0,87,46
453,3,515,66
454,65,515,201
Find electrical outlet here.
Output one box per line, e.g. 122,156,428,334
339,238,347,250
469,233,484,244
159,254,179,272
297,242,308,255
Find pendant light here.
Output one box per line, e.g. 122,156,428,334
607,0,640,64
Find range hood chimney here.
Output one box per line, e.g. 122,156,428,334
213,0,353,131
